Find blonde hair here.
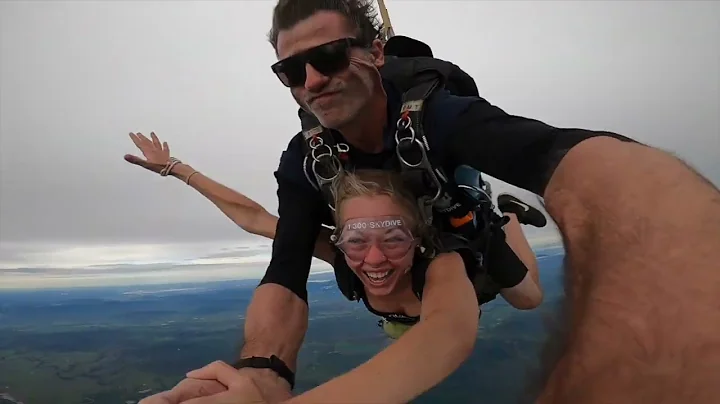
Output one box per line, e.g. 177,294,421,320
332,169,435,253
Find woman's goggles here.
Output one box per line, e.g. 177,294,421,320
333,216,416,262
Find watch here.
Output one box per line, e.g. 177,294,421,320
233,355,295,390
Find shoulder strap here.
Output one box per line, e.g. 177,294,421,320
389,60,452,225
410,256,429,300
298,108,349,212
297,57,458,219
379,56,454,93
331,253,362,301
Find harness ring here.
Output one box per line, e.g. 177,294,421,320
311,154,342,183
308,136,323,149
311,143,334,162
396,137,427,168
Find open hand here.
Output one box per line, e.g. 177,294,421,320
124,131,172,174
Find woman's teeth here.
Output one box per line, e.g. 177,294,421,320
364,270,393,283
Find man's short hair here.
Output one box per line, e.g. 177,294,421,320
268,0,383,51
384,35,434,58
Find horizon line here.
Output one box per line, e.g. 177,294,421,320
0,244,565,291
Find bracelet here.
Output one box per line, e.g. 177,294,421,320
186,171,199,185
160,157,182,177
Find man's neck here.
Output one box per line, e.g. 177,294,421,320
338,89,388,154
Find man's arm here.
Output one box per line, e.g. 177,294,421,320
535,137,720,403
441,95,634,196
236,148,326,392
444,97,720,402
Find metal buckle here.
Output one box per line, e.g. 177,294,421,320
394,115,443,203
306,135,346,212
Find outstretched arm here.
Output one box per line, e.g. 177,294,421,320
137,138,332,404
170,163,336,264
170,163,276,237
232,174,328,402
124,132,335,264
535,137,720,403
284,252,479,404
444,94,720,402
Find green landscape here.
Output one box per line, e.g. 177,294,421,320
0,250,565,404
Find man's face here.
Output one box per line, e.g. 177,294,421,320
275,11,385,129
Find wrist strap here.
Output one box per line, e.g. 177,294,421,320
232,355,295,390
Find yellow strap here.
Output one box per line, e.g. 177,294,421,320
377,0,395,39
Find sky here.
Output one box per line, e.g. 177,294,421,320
0,1,718,288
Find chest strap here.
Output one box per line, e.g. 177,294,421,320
298,109,348,212
393,73,447,226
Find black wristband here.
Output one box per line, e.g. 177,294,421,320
233,355,295,390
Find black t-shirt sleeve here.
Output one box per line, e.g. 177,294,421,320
258,137,325,303
443,96,636,196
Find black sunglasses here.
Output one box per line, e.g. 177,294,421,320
271,37,365,88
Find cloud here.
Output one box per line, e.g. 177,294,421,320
0,239,272,270
0,1,717,247
0,235,561,290
0,2,714,291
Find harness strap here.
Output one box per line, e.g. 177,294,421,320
295,58,507,305
298,109,349,211
393,74,447,226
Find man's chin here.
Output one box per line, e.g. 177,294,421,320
315,114,348,130
311,105,356,129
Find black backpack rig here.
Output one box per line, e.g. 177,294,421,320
297,56,508,306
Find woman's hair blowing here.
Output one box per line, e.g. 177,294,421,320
332,169,435,253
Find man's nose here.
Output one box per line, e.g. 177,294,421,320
304,63,330,92
364,244,388,265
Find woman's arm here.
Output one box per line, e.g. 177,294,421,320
502,213,540,284
170,163,336,264
498,213,543,309
284,252,479,404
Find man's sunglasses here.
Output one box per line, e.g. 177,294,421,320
271,37,365,88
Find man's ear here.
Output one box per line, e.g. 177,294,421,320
369,38,385,67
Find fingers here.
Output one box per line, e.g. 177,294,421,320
138,390,173,404
135,132,152,145
181,390,242,404
187,360,242,387
138,378,227,404
183,381,267,404
129,132,144,150
173,378,228,402
163,141,170,154
151,131,162,149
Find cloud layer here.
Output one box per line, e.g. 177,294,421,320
0,235,562,289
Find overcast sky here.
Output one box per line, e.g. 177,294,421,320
1,1,718,285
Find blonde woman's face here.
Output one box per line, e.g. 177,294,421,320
335,194,417,297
